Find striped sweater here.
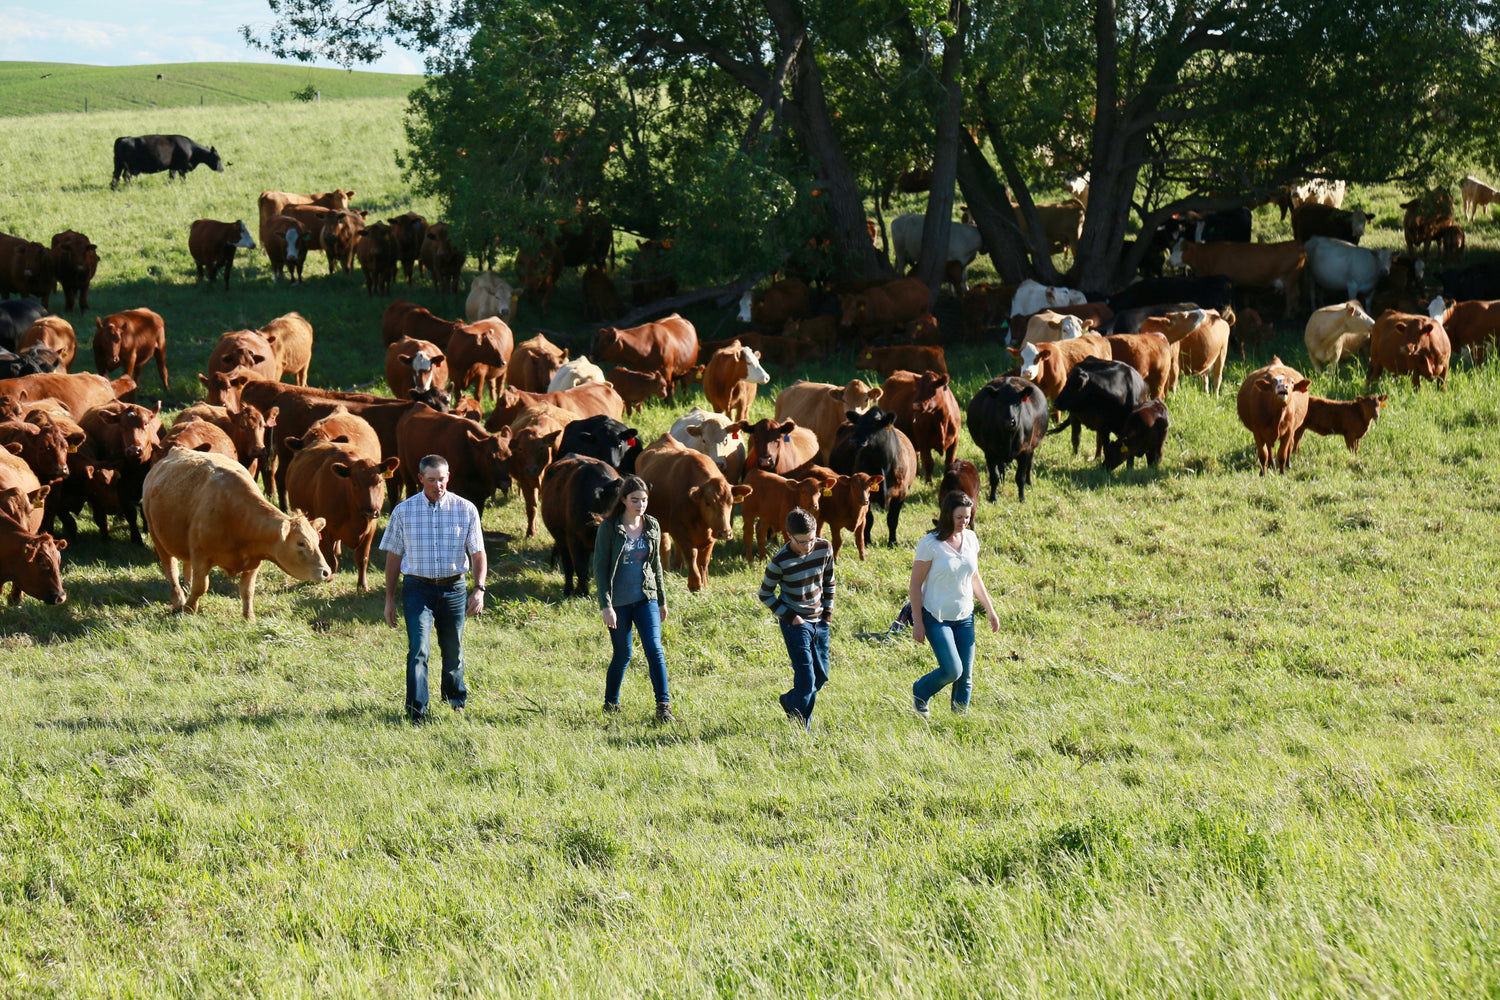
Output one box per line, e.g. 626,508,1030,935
758,538,836,623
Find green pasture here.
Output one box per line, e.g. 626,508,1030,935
1,81,1499,998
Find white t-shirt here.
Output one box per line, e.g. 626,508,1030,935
914,529,979,621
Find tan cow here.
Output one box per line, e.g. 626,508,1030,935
259,312,315,386
20,317,76,370
0,371,114,419
773,379,883,462
160,418,237,460
508,334,568,393
1236,357,1310,475
141,448,331,619
1104,333,1174,399
1304,301,1375,373
1138,309,1232,395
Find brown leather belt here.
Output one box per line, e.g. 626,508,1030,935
405,574,462,587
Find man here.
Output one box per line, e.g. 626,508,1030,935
381,454,487,722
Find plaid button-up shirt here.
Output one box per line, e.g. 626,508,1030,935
379,489,483,578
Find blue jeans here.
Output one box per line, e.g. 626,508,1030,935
604,599,669,705
914,611,975,709
779,618,830,720
402,577,468,717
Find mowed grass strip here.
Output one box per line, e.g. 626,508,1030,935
0,84,1499,997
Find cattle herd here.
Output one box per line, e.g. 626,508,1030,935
1,137,1498,620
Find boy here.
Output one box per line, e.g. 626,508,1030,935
758,508,836,730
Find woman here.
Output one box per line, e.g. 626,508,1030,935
591,476,674,722
908,490,1000,716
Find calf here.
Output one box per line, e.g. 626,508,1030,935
1010,335,1111,402
389,212,428,284
808,466,882,561
938,458,981,512
1050,357,1149,460
965,376,1049,500
94,308,168,391
739,468,834,560
1018,310,1092,349
1236,357,1311,475
356,221,398,295
79,399,163,544
174,399,275,476
737,416,820,479
1101,400,1171,471
49,230,98,313
606,366,671,414
263,214,307,285
320,209,366,274
188,219,256,289
1295,394,1387,453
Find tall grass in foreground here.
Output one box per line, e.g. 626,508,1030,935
1,95,1499,998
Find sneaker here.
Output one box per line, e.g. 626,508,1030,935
912,696,931,719
603,702,622,715
655,703,676,724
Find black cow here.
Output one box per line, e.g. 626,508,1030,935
557,415,641,474
539,454,624,597
1050,357,1149,461
965,376,1050,502
1107,277,1233,318
0,345,65,380
111,135,224,190
1103,301,1202,336
1438,261,1500,302
1102,400,1171,471
1139,209,1251,276
0,298,46,351
829,407,916,547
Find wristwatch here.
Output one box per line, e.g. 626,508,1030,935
472,586,486,593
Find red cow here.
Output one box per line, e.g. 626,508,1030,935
508,334,569,393
0,509,67,606
205,330,279,392
702,341,770,422
188,219,256,289
394,407,512,508
508,402,577,536
258,188,355,247
878,371,961,481
485,381,626,432
381,300,461,350
388,212,427,284
94,309,168,391
263,214,308,285
1431,299,1500,364
0,447,45,532
174,400,276,476
634,433,752,592
855,345,948,380
1,234,55,306
356,221,398,295
384,337,448,400
1236,357,1311,475
79,399,163,543
1105,332,1175,399
320,209,366,274
581,265,623,321
0,412,82,486
606,366,671,414
1296,394,1388,453
838,277,930,341
740,467,836,560
48,230,98,312
420,223,465,293
445,318,514,408
293,407,382,462
286,439,399,591
1369,310,1451,390
736,417,821,478
160,418,238,459
594,314,699,394
806,465,882,561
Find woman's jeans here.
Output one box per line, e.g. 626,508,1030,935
914,611,974,709
779,618,830,721
604,599,669,705
403,577,468,718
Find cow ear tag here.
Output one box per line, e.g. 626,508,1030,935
628,437,637,447
821,487,833,497
782,433,791,442
732,431,740,439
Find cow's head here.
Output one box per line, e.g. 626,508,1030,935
332,457,399,521
11,527,68,605
469,425,513,498
94,317,123,368
277,512,332,582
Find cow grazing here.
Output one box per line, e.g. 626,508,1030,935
508,403,577,537
385,337,448,399
548,356,607,393
260,312,315,386
774,379,883,462
48,230,97,312
635,434,753,592
160,417,237,459
606,366,671,414
966,377,1049,501
1050,357,1150,460
94,309,167,392
594,315,699,393
141,449,330,619
263,215,308,285
19,317,75,371
581,265,623,322
877,370,960,482
111,134,223,189
394,407,512,508
381,300,461,351
828,408,916,547
740,468,835,560
1304,301,1375,373
286,439,399,591
387,212,427,284
1460,175,1498,222
539,454,623,597
356,221,398,295
1369,310,1450,390
855,345,948,380
419,223,465,294
890,214,985,292
188,219,256,290
1138,309,1232,395
446,318,514,408
1236,357,1311,475
466,270,519,323
1101,400,1171,471
669,407,745,483
1296,394,1387,453
703,341,770,423
0,509,67,606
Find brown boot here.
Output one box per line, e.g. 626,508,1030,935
655,702,675,724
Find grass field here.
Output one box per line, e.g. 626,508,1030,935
2,71,1499,998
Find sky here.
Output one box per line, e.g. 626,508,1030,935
0,0,426,74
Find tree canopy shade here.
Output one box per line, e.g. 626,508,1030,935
247,0,1500,294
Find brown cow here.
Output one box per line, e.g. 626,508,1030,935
515,240,563,320
0,445,47,528
0,371,115,420
736,417,821,478
275,204,339,254
629,238,677,306
838,277,931,341
195,369,251,411
1138,309,1232,395
160,417,238,459
388,212,428,284
188,219,256,289
48,230,98,312
581,265,623,321
174,400,276,475
1369,310,1451,390
320,209,366,274
395,407,512,508
1,234,55,306
0,509,67,605
1432,299,1500,364
260,312,315,386
938,459,981,510
855,345,948,380
0,412,82,486
740,467,835,560
94,309,167,391
446,318,514,408
286,439,399,591
747,278,810,334
703,341,771,423
293,407,382,462
141,449,331,620
384,337,448,400
773,379,883,462
263,214,308,285
606,366,671,414
1296,394,1388,453
79,399,163,543
508,334,568,393
1010,335,1111,402
355,221,397,295
806,465,882,561
19,317,76,371
381,299,461,350
782,316,839,359
594,315,700,393
205,330,279,392
1171,240,1306,317
420,223,466,293
1236,357,1311,475
508,402,578,537
635,433,752,592
257,189,354,247
877,371,960,481
960,283,1018,340
1104,333,1174,399
485,381,627,431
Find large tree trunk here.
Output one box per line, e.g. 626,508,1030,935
914,2,965,299
956,132,1030,284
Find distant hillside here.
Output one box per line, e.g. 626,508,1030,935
0,62,423,116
